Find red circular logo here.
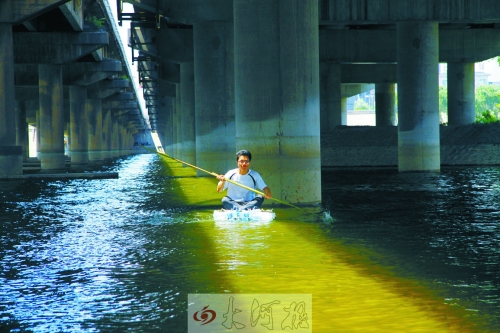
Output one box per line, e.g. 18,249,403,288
193,305,217,325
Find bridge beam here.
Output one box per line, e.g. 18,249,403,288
13,31,108,64
320,28,500,63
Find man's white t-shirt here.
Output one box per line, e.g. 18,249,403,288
222,169,267,202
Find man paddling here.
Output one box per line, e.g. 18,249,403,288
216,150,272,210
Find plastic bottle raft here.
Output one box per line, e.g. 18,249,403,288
213,209,276,222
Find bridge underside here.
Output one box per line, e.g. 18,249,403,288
0,0,150,178
116,0,500,204
3,1,500,203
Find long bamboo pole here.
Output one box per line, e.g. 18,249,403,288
142,146,302,209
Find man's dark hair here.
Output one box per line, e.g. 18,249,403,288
236,150,252,161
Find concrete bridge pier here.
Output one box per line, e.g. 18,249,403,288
164,89,176,157
15,101,29,161
117,124,124,157
375,83,397,126
36,106,41,159
87,98,104,162
162,96,175,156
39,64,66,171
180,62,195,165
173,85,182,159
125,126,134,155
0,22,23,176
110,119,119,158
125,127,134,155
102,109,112,160
447,62,475,125
194,20,235,175
320,61,343,131
234,0,321,204
340,97,347,125
397,21,440,172
116,122,124,157
69,85,89,165
65,122,70,159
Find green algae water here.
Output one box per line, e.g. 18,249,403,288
1,154,499,332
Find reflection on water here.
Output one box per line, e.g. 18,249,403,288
0,155,499,332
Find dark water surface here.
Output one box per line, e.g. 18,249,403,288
0,154,499,332
321,167,500,329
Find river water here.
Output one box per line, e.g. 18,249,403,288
0,154,499,332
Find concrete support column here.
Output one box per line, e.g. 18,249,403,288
375,83,396,126
39,64,65,171
65,122,70,157
123,127,129,155
447,62,475,125
0,22,22,176
110,117,119,158
132,130,136,154
180,62,196,164
173,86,182,159
15,101,29,161
125,128,133,155
102,109,112,160
87,98,103,162
397,21,440,172
194,20,235,174
69,85,89,165
162,97,175,155
35,104,41,158
117,124,123,156
320,61,342,131
116,121,123,156
341,97,347,125
234,0,321,204
116,118,122,156
118,118,127,156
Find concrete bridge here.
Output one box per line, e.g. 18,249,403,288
116,0,500,205
0,0,149,178
4,1,500,204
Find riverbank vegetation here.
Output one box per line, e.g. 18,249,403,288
439,84,500,124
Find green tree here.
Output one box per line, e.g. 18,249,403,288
438,83,500,124
475,110,499,124
439,85,448,124
475,85,500,121
353,97,371,110
85,16,106,30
